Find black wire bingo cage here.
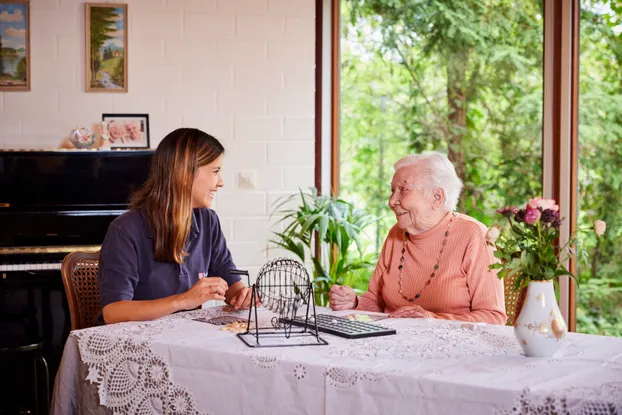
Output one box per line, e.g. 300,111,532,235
236,258,328,348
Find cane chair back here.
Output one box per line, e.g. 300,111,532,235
60,251,101,330
504,272,527,326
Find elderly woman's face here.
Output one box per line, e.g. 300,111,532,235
389,167,434,231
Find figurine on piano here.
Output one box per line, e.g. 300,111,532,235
99,121,111,149
97,128,253,324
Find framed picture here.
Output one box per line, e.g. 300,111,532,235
0,1,30,91
85,3,127,92
102,113,150,148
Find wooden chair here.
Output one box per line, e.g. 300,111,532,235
503,272,527,326
60,251,101,330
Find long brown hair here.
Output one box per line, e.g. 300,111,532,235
131,128,224,263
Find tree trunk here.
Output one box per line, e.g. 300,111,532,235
446,50,469,209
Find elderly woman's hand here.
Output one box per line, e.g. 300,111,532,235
389,305,433,319
329,285,357,311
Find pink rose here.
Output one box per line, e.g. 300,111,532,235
524,206,541,225
486,226,501,244
528,197,559,212
594,220,606,236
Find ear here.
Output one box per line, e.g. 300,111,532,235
432,188,445,209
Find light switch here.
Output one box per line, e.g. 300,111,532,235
238,171,257,188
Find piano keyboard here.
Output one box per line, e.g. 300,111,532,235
0,262,62,271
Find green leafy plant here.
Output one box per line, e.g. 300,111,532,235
489,197,605,291
270,188,379,306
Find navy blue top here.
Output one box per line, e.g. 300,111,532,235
98,208,240,310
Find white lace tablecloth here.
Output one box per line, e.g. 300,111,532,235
51,307,622,415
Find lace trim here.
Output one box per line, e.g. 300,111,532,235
495,382,622,415
325,367,387,388
74,311,224,415
321,323,521,361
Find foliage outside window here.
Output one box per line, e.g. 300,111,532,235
341,1,621,336
577,2,622,336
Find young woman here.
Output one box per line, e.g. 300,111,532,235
98,128,251,324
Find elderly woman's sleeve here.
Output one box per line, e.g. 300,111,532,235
355,262,386,312
431,231,507,325
356,233,393,313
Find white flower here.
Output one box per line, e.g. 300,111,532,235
594,220,606,236
486,226,501,245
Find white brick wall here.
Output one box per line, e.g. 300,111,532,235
0,0,316,275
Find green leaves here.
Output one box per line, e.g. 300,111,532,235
269,187,379,306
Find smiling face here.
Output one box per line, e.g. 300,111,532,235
108,122,124,142
191,154,224,208
126,122,141,140
388,165,445,234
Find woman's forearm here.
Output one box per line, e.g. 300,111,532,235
102,295,184,324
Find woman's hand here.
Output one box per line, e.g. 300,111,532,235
229,286,253,310
329,285,357,310
176,277,228,310
389,305,433,319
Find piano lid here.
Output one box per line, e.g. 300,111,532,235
0,150,153,250
0,150,153,212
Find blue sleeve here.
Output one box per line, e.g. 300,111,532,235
207,210,241,287
98,223,140,309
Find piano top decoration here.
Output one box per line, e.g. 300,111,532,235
70,127,97,149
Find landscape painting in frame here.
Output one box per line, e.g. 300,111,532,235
0,1,30,91
86,3,127,92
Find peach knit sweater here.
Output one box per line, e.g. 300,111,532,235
357,212,507,325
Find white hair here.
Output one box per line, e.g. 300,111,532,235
393,151,464,211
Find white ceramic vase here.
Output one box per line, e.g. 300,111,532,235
514,280,567,357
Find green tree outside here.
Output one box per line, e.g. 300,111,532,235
340,0,621,336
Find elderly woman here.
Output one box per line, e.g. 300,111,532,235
329,152,507,325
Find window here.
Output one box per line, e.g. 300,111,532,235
323,1,620,335
576,1,622,336
339,0,544,259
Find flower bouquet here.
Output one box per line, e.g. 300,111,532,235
487,197,605,357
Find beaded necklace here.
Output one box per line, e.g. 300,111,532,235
397,211,457,302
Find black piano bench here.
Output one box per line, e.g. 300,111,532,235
0,339,50,415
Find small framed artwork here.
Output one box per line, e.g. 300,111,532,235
0,1,30,91
85,3,128,92
102,113,150,148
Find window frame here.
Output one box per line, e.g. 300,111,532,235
316,0,581,331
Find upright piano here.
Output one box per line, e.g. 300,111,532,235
0,149,152,411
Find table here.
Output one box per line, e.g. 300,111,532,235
51,306,622,415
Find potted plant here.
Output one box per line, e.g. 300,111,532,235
269,188,378,306
489,197,605,357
